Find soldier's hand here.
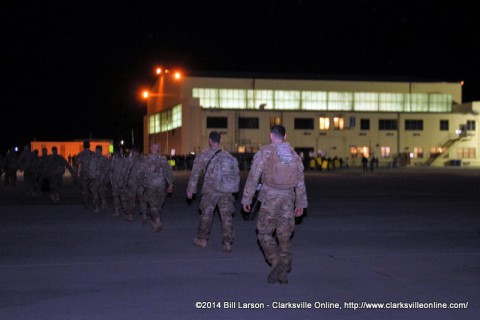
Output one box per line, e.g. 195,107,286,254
186,191,193,199
243,204,251,212
294,208,304,217
167,185,174,193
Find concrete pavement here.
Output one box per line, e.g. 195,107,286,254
0,167,479,319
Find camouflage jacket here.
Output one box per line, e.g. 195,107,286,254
186,147,220,195
143,154,174,188
241,142,308,209
74,149,93,178
49,154,73,176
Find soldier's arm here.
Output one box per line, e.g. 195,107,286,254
241,150,265,209
294,156,308,210
186,154,205,197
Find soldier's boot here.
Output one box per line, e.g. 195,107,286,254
93,205,100,213
112,208,120,217
278,270,289,284
222,242,232,253
101,200,107,211
268,262,286,284
151,217,162,232
193,236,207,249
141,213,148,225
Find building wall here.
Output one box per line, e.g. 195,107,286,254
145,74,475,166
31,141,112,160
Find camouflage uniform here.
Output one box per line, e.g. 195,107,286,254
73,147,94,208
110,152,125,216
129,150,148,224
4,148,19,189
38,148,50,193
48,148,73,202
18,145,35,196
187,147,236,250
242,142,308,282
143,152,174,231
87,149,110,212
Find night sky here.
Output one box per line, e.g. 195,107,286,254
2,1,479,153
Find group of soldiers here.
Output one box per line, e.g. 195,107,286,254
73,141,174,232
1,125,308,285
187,126,308,284
0,144,73,202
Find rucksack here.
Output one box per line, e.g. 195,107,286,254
146,155,167,187
206,151,240,193
263,145,299,190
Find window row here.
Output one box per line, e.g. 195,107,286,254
149,104,182,134
193,88,452,112
206,116,476,132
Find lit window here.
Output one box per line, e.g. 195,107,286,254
413,147,424,158
381,147,390,158
333,117,344,130
319,117,330,130
457,148,476,158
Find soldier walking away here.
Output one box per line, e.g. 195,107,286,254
186,131,240,252
143,143,174,232
73,141,94,209
38,148,50,194
129,147,148,224
110,149,126,217
48,146,74,203
87,145,110,212
3,148,19,190
242,125,308,284
18,144,36,196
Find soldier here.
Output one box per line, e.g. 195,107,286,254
143,143,173,232
30,149,41,196
128,147,148,224
3,148,19,190
242,125,308,284
186,131,239,252
38,148,50,194
110,149,126,217
18,144,35,196
73,141,93,209
48,146,74,203
87,145,110,212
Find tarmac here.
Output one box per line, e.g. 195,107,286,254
0,167,479,320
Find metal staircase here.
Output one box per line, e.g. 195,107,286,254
423,135,461,166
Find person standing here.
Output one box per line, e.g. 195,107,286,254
186,131,239,252
143,143,174,232
87,145,110,212
242,125,308,284
73,141,94,209
48,146,74,203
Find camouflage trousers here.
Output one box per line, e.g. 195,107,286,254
198,192,235,244
78,175,91,205
88,178,108,207
146,185,166,220
112,186,135,214
136,186,148,216
49,174,63,194
256,195,295,269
